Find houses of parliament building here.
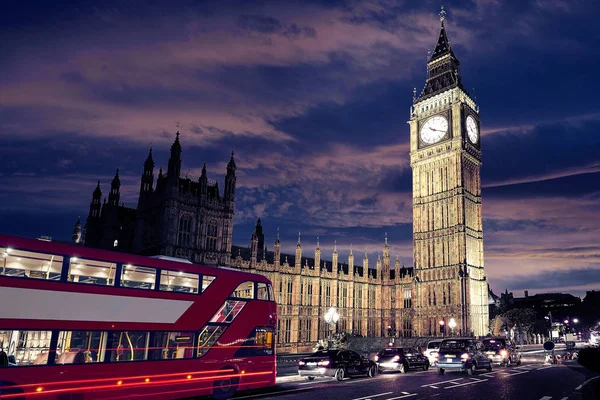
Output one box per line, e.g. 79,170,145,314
76,7,489,353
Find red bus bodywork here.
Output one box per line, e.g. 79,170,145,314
0,234,277,399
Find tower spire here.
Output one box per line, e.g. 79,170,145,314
297,231,301,245
439,5,446,24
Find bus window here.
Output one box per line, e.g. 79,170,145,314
150,332,195,360
210,300,246,323
232,281,254,299
110,331,149,362
267,283,275,301
257,282,268,300
197,325,226,357
121,265,156,290
69,257,116,286
56,331,107,363
0,330,52,366
1,248,62,281
202,275,215,292
234,327,275,357
159,270,199,294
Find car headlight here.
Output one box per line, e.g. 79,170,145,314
392,355,400,361
460,353,469,360
500,350,508,358
299,361,305,365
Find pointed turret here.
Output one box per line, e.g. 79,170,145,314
139,148,154,198
199,162,208,198
108,169,121,206
314,236,321,270
273,227,281,267
224,151,237,207
72,217,82,244
348,244,354,276
167,131,182,185
295,231,302,268
416,6,464,102
332,240,339,274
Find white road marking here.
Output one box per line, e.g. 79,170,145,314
350,392,393,400
470,377,484,381
504,370,530,376
444,378,489,389
575,375,600,391
401,392,410,395
421,378,463,387
538,397,552,400
537,366,553,371
560,397,568,400
386,394,417,400
429,386,439,389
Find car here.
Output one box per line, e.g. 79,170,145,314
482,337,522,366
298,349,378,381
423,339,443,366
436,338,493,375
375,347,429,373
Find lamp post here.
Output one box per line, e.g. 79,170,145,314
439,320,445,337
324,307,339,349
448,318,456,337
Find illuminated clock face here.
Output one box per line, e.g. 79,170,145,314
466,115,478,144
420,115,448,144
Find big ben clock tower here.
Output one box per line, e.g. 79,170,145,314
409,7,488,337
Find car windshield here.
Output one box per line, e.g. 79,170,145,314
403,348,418,355
427,342,441,349
440,340,470,350
311,350,340,358
378,348,400,356
483,339,507,350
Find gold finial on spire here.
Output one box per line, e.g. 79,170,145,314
440,5,446,24
412,87,417,103
334,240,337,251
385,232,388,245
316,236,320,248
298,231,301,244
277,227,280,240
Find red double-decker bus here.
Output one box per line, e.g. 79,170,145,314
0,234,277,399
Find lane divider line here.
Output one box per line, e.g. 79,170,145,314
386,393,417,400
444,378,489,389
421,378,463,387
351,392,393,400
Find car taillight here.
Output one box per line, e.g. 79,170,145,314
374,355,379,362
298,361,305,366
461,353,469,360
392,355,400,362
317,360,330,366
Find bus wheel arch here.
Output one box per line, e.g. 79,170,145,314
211,366,240,400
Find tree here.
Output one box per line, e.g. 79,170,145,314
504,308,536,337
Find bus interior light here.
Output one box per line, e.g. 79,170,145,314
117,381,123,385
36,387,43,392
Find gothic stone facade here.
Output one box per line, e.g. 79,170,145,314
83,132,237,266
408,11,489,337
232,227,416,354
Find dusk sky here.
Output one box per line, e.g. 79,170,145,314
1,0,598,298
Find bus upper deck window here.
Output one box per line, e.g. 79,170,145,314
69,258,116,286
1,248,63,281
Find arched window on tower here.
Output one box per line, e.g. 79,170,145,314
178,216,192,247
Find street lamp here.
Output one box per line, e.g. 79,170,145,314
448,318,456,336
573,318,579,324
439,320,445,337
324,307,339,349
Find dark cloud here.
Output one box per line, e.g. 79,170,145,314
482,120,600,185
493,267,600,293
237,15,283,33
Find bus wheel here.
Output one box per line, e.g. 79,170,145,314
212,375,239,400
